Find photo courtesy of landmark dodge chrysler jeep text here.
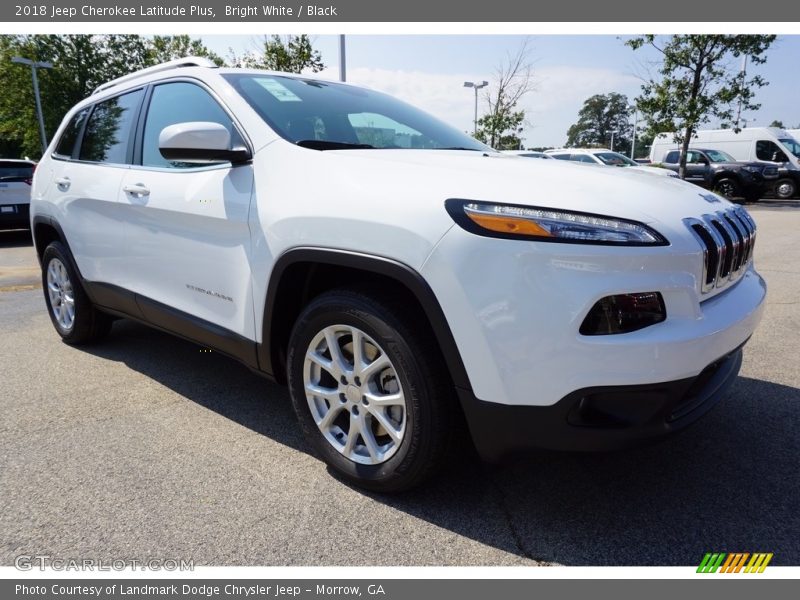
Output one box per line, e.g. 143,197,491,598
30,58,766,492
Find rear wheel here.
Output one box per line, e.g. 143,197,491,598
287,288,455,492
42,241,112,344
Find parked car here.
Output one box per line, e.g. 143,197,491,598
0,159,35,230
658,148,777,202
31,58,765,492
545,148,679,178
502,150,553,159
651,127,800,199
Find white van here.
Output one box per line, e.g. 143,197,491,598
651,127,800,198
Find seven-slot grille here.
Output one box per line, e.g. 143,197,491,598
684,207,757,294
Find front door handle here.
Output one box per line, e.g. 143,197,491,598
123,183,150,198
55,177,70,191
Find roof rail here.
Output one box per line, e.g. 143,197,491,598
93,56,217,95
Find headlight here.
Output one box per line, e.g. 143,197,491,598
742,166,761,174
445,200,668,246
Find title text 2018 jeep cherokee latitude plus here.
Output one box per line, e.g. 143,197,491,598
30,58,766,492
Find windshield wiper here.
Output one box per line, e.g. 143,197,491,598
431,146,483,151
296,140,374,150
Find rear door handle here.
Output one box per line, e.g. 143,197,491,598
123,183,150,198
55,177,70,191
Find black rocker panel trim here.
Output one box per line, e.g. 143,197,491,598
83,281,260,371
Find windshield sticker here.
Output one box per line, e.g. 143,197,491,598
254,78,302,102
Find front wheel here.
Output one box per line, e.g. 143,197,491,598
286,289,455,492
774,178,797,199
713,177,742,201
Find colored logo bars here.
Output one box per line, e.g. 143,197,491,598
697,552,773,573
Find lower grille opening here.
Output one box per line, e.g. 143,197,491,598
568,390,669,429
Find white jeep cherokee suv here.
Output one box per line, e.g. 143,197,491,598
31,58,766,492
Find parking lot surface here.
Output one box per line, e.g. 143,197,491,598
1,201,798,566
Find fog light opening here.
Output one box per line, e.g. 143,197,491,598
580,292,666,336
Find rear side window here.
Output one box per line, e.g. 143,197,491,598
142,82,236,169
79,89,143,164
572,154,596,163
550,154,570,160
664,151,679,163
54,108,89,159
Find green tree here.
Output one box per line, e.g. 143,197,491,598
148,35,224,66
566,93,633,155
474,40,534,150
0,34,220,158
626,34,775,178
769,119,785,128
229,35,324,73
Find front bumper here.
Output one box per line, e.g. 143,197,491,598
459,344,744,461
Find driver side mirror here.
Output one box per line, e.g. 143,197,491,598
159,122,251,164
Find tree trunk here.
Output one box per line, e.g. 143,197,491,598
679,125,693,180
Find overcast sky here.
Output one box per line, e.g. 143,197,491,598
202,34,800,148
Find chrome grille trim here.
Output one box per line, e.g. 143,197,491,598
684,207,756,294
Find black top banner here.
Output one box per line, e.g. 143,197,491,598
4,0,800,22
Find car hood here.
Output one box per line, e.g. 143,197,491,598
316,149,734,226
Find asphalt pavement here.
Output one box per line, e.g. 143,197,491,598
1,201,798,566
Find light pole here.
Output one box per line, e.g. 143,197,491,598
628,104,639,160
463,80,488,135
610,131,616,152
12,56,53,155
338,35,346,82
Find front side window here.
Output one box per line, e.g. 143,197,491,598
686,151,704,164
79,89,143,164
223,73,489,151
756,140,788,162
142,82,237,168
704,149,735,163
54,108,89,159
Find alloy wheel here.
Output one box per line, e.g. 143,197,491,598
46,258,75,331
303,324,407,465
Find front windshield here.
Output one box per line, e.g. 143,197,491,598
779,138,800,159
705,149,736,163
223,73,490,151
593,152,638,166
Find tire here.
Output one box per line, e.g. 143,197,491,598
41,241,112,345
774,178,796,199
713,177,742,200
286,288,456,493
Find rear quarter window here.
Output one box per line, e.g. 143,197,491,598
53,108,89,159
